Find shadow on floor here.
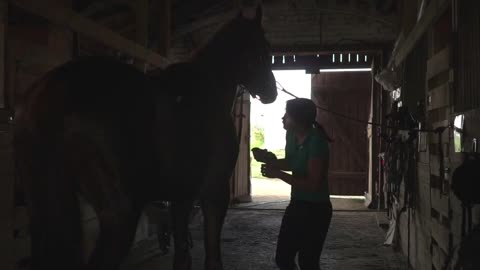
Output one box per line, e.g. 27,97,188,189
126,198,407,270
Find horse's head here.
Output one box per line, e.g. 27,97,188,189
231,6,277,104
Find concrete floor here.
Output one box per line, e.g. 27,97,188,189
127,179,407,270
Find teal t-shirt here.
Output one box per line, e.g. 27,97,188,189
285,128,330,202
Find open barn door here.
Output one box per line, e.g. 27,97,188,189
312,71,371,195
230,92,252,203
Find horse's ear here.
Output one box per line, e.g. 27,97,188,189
255,5,263,25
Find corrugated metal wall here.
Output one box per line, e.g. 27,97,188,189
455,0,480,112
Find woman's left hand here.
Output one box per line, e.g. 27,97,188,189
261,163,282,179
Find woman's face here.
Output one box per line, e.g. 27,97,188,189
282,112,296,131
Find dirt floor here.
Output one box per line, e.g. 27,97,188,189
127,179,407,270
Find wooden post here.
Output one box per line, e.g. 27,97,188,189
0,5,15,270
0,0,6,108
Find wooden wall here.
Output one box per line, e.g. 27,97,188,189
391,1,480,269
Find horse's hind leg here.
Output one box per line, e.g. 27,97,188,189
66,135,139,270
200,182,230,270
18,137,83,270
87,206,139,270
171,200,194,270
78,171,139,270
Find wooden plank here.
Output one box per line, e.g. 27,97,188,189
427,83,451,111
432,219,450,254
0,0,5,108
428,69,453,90
418,163,432,215
419,150,430,164
0,122,15,270
418,162,431,180
427,47,450,80
431,241,447,270
392,0,451,67
9,0,170,68
427,106,451,124
431,188,449,217
428,120,450,143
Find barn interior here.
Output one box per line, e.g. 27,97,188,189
1,0,480,269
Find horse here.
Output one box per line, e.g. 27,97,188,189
14,6,276,270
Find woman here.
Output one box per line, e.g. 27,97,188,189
252,98,332,270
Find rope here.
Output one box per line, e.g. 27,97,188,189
275,81,450,134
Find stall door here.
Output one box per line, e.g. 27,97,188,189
312,71,371,195
230,93,252,203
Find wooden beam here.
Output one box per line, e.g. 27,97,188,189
0,0,6,109
174,10,237,38
271,43,391,55
9,0,170,68
390,0,450,67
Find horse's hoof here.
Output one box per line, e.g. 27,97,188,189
204,262,224,270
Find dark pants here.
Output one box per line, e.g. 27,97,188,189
275,200,332,270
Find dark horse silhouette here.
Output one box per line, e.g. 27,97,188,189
14,7,276,270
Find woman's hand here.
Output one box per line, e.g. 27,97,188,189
252,148,277,163
261,163,282,179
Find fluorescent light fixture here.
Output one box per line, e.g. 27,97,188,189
320,68,372,72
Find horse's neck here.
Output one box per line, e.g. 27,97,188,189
192,57,239,115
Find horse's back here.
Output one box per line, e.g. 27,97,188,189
15,57,162,200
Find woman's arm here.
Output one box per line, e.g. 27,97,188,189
273,158,327,191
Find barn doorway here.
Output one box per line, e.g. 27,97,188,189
250,70,311,202
249,68,372,204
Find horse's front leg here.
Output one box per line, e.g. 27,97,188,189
200,188,230,270
200,146,238,269
171,200,194,270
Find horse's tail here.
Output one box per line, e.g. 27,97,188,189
14,75,84,270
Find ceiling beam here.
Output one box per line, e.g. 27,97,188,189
271,43,392,55
173,9,237,38
389,0,450,68
9,0,170,68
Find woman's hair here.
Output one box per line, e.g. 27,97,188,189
286,98,334,142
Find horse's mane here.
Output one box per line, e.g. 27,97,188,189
147,16,243,75
189,15,253,62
